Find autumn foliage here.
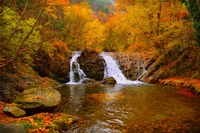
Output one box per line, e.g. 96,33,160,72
0,0,196,63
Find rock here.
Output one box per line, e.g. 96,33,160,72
77,50,105,81
81,78,96,84
0,123,25,133
102,77,116,85
14,88,61,114
56,78,68,83
3,106,26,117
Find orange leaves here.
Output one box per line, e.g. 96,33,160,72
0,111,75,133
47,0,70,5
160,77,200,97
45,0,70,18
53,41,69,53
28,96,44,101
128,43,148,52
28,117,38,127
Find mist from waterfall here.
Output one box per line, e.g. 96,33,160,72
100,52,143,84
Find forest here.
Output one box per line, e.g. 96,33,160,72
0,0,200,132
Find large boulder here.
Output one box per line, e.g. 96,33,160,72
0,124,25,133
102,77,116,85
14,88,61,114
3,106,26,117
77,50,105,81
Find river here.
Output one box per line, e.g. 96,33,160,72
56,83,200,132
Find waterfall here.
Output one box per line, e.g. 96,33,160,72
68,51,86,84
100,52,143,84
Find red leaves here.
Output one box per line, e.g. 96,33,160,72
160,77,200,97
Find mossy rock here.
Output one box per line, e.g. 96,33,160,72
14,88,61,114
0,124,25,133
102,77,116,85
3,106,26,118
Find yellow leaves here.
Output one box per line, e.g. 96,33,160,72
28,96,44,101
45,0,70,18
47,0,70,5
48,93,53,97
29,118,38,127
65,3,92,21
67,118,73,124
52,41,69,55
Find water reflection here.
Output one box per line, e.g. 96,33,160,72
57,84,200,133
68,85,85,113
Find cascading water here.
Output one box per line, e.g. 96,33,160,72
100,52,143,84
68,51,86,84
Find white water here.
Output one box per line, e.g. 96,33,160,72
100,52,143,84
68,51,86,84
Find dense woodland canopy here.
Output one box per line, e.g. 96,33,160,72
0,0,199,67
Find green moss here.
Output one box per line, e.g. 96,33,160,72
19,121,34,131
34,117,41,123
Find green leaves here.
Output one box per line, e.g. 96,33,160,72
0,7,41,63
182,0,200,46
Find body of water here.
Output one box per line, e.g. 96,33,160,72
56,84,200,133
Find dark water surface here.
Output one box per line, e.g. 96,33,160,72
56,84,200,133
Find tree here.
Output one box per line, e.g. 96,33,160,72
0,0,47,68
181,0,200,47
181,0,200,74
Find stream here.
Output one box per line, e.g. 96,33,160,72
56,84,200,133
